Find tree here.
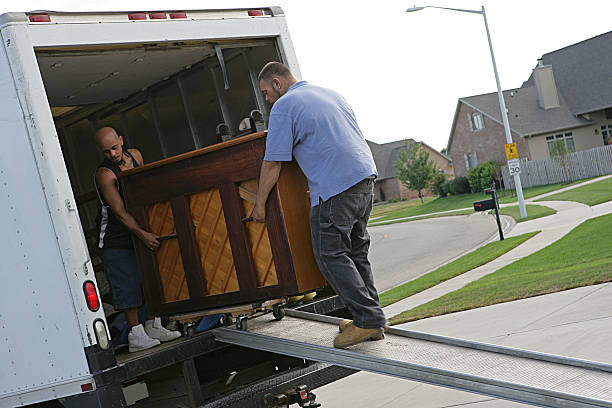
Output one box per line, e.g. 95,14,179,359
394,141,437,203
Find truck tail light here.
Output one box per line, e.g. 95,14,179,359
149,12,167,20
81,382,94,392
83,281,100,312
169,12,187,19
28,14,51,22
93,319,110,350
128,13,147,20
248,10,264,16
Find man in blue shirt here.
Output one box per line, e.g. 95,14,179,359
253,62,387,348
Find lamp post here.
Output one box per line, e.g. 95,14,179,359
407,5,527,219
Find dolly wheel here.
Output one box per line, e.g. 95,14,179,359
221,313,234,326
236,316,248,331
273,305,286,321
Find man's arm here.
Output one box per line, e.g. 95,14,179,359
253,160,282,222
96,168,160,251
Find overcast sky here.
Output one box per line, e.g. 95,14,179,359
3,0,612,151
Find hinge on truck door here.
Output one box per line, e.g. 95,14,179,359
66,198,76,211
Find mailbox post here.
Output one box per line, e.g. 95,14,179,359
473,182,504,241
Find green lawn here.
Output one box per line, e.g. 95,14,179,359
372,180,589,224
389,214,612,325
535,177,612,206
372,192,490,222
496,179,591,204
369,209,474,226
498,204,556,223
370,196,435,218
379,231,539,308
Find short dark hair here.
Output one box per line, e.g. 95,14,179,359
258,61,292,82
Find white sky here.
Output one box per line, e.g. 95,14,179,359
3,0,612,151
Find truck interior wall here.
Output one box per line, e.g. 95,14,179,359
38,40,279,311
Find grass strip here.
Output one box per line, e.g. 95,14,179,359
369,209,473,227
498,204,556,223
373,179,590,223
389,213,612,325
535,177,612,206
379,231,539,308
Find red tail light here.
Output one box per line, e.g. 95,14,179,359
170,12,187,19
83,281,100,312
81,383,94,392
128,13,147,20
29,14,51,22
248,10,264,16
149,12,167,20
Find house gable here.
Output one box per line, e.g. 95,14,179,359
447,101,529,178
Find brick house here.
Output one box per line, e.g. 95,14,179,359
367,139,453,202
448,31,612,178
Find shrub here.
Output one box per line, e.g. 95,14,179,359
467,161,500,192
431,171,448,197
455,177,471,194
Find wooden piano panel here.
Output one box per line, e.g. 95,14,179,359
189,189,239,295
147,201,189,302
238,179,278,287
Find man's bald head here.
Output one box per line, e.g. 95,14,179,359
95,127,125,164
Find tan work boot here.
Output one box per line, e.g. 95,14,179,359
339,319,388,336
338,319,353,333
334,323,384,348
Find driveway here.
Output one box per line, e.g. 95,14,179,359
369,212,500,291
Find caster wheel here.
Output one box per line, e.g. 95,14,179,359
273,305,286,321
236,317,248,331
221,313,234,326
182,323,195,337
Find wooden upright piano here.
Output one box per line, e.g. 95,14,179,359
118,132,325,317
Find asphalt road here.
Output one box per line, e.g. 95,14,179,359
368,212,500,292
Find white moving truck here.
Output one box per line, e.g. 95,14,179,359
0,8,349,407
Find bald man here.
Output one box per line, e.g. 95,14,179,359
94,127,180,352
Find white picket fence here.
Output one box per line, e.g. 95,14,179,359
501,144,612,189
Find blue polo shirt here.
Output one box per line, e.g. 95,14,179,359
264,81,377,206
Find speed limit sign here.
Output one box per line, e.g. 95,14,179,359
507,158,521,176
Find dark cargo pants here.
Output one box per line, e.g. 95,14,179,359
310,177,387,329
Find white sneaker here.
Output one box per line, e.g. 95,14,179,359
128,324,160,353
145,317,182,342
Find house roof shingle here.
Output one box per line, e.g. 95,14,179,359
460,86,591,138
367,139,450,180
523,31,612,115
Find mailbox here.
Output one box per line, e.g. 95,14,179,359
473,198,496,212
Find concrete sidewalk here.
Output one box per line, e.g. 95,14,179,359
382,174,612,318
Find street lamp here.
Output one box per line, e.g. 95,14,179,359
407,5,527,219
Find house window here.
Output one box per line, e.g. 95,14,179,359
469,112,484,131
464,152,478,171
547,132,575,156
605,108,612,120
601,124,612,145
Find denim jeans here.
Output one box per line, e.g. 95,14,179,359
100,248,143,310
310,177,387,329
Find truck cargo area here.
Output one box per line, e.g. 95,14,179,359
38,38,277,318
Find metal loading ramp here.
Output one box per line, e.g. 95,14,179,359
213,310,612,408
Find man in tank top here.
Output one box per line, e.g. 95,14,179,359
94,127,181,352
